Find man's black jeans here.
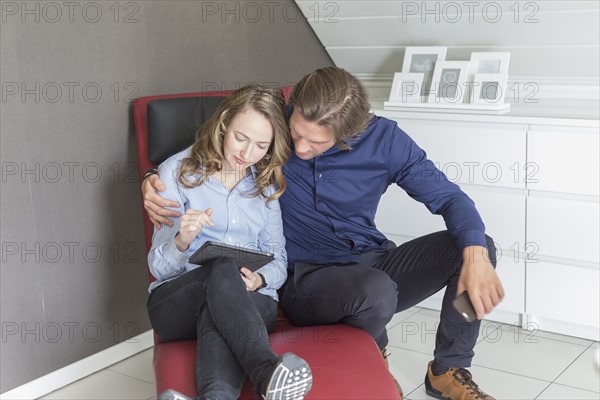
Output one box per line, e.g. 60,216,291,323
280,231,497,370
147,258,279,399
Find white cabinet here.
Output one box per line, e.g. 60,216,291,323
528,127,600,196
401,122,527,189
526,261,599,340
527,196,599,263
375,108,599,340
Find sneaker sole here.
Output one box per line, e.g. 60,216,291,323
264,353,313,400
157,389,193,400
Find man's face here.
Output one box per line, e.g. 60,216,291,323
289,110,336,160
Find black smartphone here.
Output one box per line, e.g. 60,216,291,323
452,291,477,322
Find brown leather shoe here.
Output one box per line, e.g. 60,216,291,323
381,348,404,399
425,361,495,400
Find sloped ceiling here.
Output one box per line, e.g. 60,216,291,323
296,1,599,80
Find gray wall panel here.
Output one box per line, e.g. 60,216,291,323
0,0,332,392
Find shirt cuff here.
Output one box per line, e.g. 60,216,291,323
255,265,277,290
454,230,488,251
163,238,193,267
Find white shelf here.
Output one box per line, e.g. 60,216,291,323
383,100,511,113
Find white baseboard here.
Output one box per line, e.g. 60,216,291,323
0,330,154,400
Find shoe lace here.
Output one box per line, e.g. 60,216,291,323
452,368,491,400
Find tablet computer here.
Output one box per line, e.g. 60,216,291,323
188,241,274,272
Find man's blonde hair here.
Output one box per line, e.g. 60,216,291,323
289,67,372,150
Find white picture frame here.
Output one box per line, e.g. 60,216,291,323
427,61,471,104
388,72,424,103
468,52,510,76
466,52,510,100
402,46,447,96
471,73,509,105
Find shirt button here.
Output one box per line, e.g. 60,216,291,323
318,173,322,178
232,219,236,224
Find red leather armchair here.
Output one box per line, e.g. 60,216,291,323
133,90,401,399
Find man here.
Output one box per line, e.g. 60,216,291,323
143,67,504,400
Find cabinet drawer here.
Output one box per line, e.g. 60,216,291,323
400,122,526,189
376,185,445,239
526,261,599,328
376,185,525,253
494,258,525,314
528,129,599,196
527,196,600,263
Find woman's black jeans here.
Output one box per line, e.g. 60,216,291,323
147,257,279,399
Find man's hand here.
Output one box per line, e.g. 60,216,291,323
457,245,504,320
142,174,181,229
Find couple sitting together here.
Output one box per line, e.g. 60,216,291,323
142,67,504,400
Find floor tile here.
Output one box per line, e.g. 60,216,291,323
387,312,438,356
405,365,550,400
536,383,600,399
554,346,600,393
391,307,507,353
109,348,155,384
473,328,589,381
39,369,155,400
500,323,595,347
417,307,440,318
385,346,432,397
387,306,422,330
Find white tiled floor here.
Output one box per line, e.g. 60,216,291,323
39,306,600,400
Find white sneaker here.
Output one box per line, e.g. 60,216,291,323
158,389,193,400
262,353,313,400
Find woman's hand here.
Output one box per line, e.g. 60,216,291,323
240,267,264,291
175,208,214,251
142,174,181,229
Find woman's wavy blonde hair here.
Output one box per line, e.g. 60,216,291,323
178,84,290,204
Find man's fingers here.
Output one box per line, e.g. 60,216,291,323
151,194,180,209
149,175,167,191
496,281,506,301
144,199,180,217
470,294,486,320
147,208,174,227
481,294,495,315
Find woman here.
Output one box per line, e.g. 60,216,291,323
146,84,312,400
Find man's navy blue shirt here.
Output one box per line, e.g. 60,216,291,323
280,114,487,267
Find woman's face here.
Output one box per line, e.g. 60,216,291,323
222,107,274,173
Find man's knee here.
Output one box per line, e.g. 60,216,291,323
357,271,398,318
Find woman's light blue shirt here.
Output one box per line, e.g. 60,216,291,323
148,147,288,301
